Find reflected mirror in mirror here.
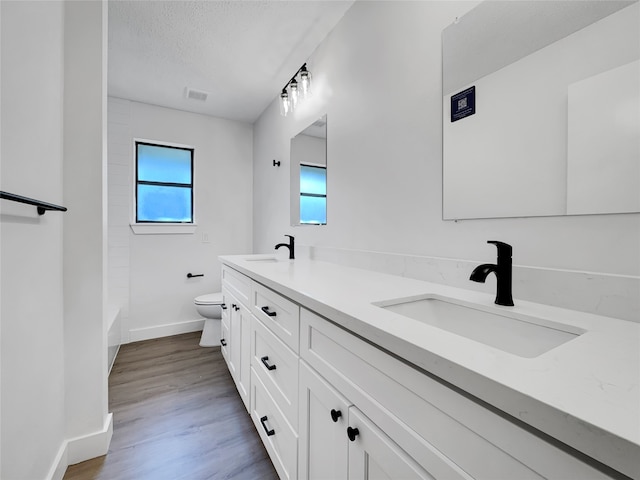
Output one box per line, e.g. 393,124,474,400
442,1,639,219
290,115,327,225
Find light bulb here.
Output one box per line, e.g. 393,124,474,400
280,89,290,116
300,66,312,98
289,79,299,109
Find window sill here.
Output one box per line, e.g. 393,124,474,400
130,223,197,235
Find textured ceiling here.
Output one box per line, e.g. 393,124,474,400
108,1,354,123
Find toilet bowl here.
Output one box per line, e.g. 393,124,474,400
194,292,223,347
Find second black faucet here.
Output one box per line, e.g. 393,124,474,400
470,240,514,306
275,235,295,259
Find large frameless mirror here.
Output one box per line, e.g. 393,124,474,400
442,1,639,220
290,115,327,226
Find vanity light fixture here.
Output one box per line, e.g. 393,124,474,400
289,78,299,109
279,89,290,116
279,63,312,116
299,64,311,97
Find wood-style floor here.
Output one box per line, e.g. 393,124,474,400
64,332,278,480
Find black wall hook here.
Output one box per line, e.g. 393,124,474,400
273,159,281,167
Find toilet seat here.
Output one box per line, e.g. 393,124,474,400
194,292,223,305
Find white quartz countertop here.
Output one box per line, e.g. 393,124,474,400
220,254,639,478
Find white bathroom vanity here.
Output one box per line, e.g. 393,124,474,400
219,254,639,480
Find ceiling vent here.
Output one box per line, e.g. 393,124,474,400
185,87,209,102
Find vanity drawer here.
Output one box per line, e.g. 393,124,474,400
251,367,298,480
300,308,611,480
251,315,299,430
221,265,251,307
251,282,300,354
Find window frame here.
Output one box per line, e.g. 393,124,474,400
299,163,327,225
130,139,197,235
134,140,194,224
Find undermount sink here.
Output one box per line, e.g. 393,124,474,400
374,295,585,358
244,256,279,263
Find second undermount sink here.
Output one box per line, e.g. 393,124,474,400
244,256,279,263
374,295,585,358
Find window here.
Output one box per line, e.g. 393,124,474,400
135,141,194,223
300,164,326,225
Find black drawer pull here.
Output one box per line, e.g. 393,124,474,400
261,306,277,317
347,426,359,441
260,416,275,436
261,356,277,371
330,409,342,422
220,339,227,346
221,303,227,310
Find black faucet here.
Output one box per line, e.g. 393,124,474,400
275,235,295,260
470,241,514,306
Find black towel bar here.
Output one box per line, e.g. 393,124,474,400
0,191,67,215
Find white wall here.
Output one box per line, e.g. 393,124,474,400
63,0,111,462
107,99,253,343
1,2,110,478
252,1,640,320
107,98,132,347
0,2,66,478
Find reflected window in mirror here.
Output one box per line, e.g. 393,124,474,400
300,164,327,225
290,115,327,226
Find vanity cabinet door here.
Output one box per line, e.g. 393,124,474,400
347,407,433,480
298,361,350,480
220,317,230,364
238,301,251,411
220,288,232,367
228,292,251,411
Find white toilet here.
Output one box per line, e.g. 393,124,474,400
194,292,223,347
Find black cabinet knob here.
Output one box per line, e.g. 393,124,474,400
330,409,342,422
347,426,359,441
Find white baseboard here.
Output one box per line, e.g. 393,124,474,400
108,344,121,375
46,443,68,480
67,413,114,465
46,413,113,480
128,319,204,343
